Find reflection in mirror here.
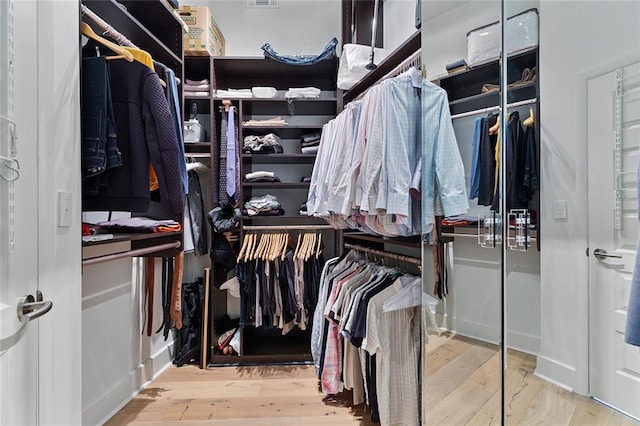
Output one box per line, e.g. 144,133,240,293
503,2,541,424
421,1,504,424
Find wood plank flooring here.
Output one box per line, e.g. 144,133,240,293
108,334,639,425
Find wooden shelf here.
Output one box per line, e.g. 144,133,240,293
185,95,212,100
343,232,421,249
82,230,183,262
438,47,538,115
82,0,183,74
448,82,537,115
241,215,324,222
242,182,310,188
241,154,317,163
212,57,338,91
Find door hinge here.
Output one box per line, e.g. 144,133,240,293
586,247,589,257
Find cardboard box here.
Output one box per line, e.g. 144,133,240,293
179,5,225,57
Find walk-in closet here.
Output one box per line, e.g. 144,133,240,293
1,0,640,425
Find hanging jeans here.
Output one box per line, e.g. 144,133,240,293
81,57,121,193
261,37,338,66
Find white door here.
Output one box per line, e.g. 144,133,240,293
0,0,50,423
588,61,640,421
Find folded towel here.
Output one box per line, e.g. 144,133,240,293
301,146,319,154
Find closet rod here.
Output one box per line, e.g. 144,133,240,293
344,243,421,266
82,241,181,266
243,224,334,231
450,97,537,120
81,4,137,48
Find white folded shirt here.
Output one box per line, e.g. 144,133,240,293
245,171,275,180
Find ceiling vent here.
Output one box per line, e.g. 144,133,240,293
246,0,279,8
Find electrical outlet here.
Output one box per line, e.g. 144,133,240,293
57,191,72,227
553,200,568,220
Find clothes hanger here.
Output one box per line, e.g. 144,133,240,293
281,233,290,261
294,233,302,259
81,22,134,62
315,233,323,259
523,107,535,127
237,233,250,261
489,114,500,135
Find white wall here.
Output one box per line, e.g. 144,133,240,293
35,1,83,424
188,0,341,57
384,0,418,50
537,0,640,393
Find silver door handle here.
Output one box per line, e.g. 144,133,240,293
593,248,623,261
17,293,53,323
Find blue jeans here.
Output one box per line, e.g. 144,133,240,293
261,37,338,66
82,57,121,193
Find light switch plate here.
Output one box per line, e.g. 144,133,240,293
553,200,568,220
57,191,72,227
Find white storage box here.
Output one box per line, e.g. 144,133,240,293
183,103,207,143
466,8,538,67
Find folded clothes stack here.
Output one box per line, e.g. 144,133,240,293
299,202,308,216
244,170,281,183
300,132,320,154
184,79,211,97
98,217,182,233
244,194,285,216
243,116,288,127
285,87,321,99
441,215,479,227
243,133,284,154
215,88,253,98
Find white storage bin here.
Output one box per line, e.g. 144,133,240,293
183,103,207,143
466,8,538,67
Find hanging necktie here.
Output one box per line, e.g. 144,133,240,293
226,106,237,201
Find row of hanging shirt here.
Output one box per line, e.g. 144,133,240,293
468,108,538,212
311,249,431,426
80,22,187,222
236,232,325,333
306,67,469,240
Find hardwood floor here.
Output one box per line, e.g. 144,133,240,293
108,334,639,425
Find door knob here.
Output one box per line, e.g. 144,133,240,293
593,248,622,261
17,293,53,323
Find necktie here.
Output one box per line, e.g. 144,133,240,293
226,106,236,201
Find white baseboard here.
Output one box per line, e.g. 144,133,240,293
435,313,539,354
534,354,576,393
83,342,174,426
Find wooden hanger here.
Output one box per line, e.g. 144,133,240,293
81,22,134,62
523,107,535,127
223,100,232,113
315,233,323,259
237,233,250,261
281,233,290,261
246,233,257,262
489,114,500,135
294,233,303,259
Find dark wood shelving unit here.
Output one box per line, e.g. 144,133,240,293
206,57,339,366
81,0,185,260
